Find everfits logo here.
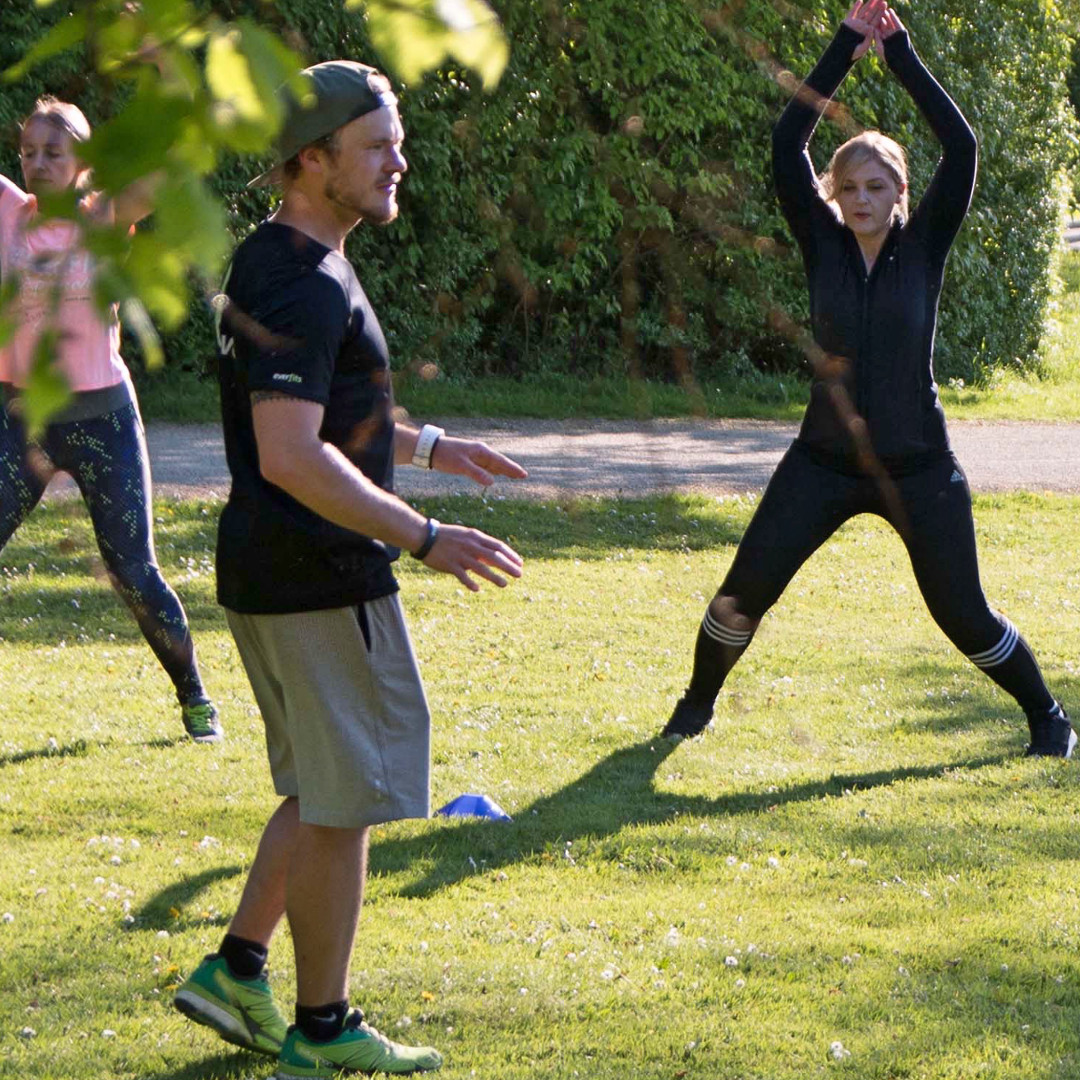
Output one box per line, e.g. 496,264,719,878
272,373,303,383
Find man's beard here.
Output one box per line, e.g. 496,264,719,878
325,175,398,226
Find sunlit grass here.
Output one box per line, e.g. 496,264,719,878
2,494,1080,1078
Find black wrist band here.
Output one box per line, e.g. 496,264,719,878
411,517,440,560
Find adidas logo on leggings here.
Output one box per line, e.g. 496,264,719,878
702,608,753,648
966,618,1018,669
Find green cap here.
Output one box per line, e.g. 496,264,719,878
248,60,397,187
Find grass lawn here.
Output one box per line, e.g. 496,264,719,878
134,251,1080,424
2,494,1080,1079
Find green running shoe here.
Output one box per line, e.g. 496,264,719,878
275,1009,443,1077
181,700,224,743
174,953,286,1056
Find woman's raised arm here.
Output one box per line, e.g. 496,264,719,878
877,8,977,259
772,0,886,250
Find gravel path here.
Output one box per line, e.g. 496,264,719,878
41,417,1080,501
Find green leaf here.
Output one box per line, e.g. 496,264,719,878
362,0,507,88
4,11,87,81
79,94,193,192
236,18,307,108
124,233,189,329
0,276,19,352
365,0,452,85
153,176,230,272
21,333,73,438
443,0,510,89
120,298,163,370
207,29,269,125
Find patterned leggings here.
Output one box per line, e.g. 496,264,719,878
0,401,207,704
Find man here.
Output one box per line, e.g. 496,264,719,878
173,60,526,1077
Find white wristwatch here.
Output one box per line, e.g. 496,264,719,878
411,424,445,469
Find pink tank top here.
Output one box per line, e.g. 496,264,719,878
0,174,128,392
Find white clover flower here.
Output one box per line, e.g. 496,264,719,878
830,1041,851,1060
767,856,779,868
1,913,13,923
19,1027,35,1039
725,956,739,967
156,930,169,939
396,1016,412,1029
102,1029,117,1038
726,855,738,866
734,978,746,989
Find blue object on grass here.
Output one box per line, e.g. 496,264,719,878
436,793,512,821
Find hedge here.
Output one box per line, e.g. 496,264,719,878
1,0,1075,389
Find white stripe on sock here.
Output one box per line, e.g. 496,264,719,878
967,620,1018,668
702,609,751,648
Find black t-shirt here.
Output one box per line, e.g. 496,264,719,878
215,221,399,614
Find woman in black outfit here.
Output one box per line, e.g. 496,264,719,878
662,1,1073,757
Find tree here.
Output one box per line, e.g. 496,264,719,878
0,0,507,429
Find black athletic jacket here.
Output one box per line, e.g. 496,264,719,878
773,25,977,473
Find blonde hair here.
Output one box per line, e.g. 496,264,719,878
821,130,909,224
19,95,93,190
21,95,91,143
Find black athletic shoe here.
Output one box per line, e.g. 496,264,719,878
661,694,714,739
1024,704,1077,759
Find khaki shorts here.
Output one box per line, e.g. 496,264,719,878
225,594,431,828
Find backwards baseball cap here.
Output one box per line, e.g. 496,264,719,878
248,60,398,188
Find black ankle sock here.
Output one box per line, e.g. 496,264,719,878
296,1000,349,1042
219,933,268,980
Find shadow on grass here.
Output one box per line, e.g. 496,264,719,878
403,495,750,563
0,737,93,768
156,1050,255,1080
0,581,223,646
154,1049,259,1080
135,866,244,929
372,737,1008,897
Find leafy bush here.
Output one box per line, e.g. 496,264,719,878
3,0,1075,391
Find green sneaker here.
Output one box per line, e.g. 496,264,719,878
276,1009,443,1077
181,700,224,743
174,953,286,1056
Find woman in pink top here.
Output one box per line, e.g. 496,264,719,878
0,96,221,742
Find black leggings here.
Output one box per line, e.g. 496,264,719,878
0,401,206,704
687,442,1055,716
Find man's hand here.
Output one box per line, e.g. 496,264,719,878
430,436,527,487
843,0,887,60
421,524,523,592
